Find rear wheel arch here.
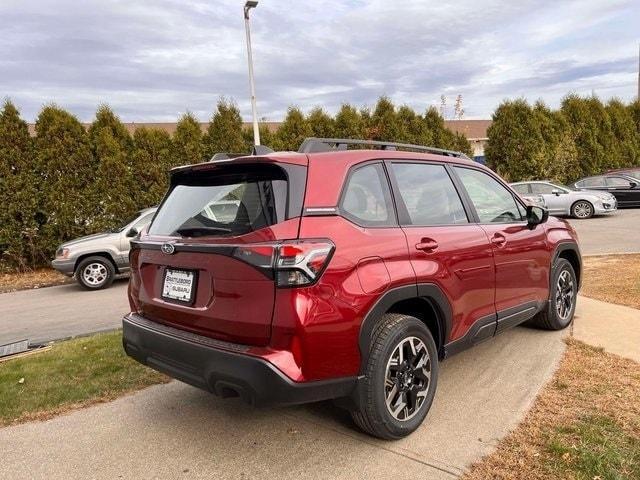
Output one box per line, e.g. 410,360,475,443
358,284,452,371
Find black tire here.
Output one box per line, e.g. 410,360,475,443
529,258,577,330
351,313,438,439
571,200,594,219
75,256,116,290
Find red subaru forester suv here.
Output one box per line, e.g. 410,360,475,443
123,138,581,439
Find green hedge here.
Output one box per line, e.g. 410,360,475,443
0,97,472,272
486,96,640,183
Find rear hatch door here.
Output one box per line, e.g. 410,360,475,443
130,159,306,346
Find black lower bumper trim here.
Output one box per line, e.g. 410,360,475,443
122,314,356,407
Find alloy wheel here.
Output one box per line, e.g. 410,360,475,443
82,262,108,286
384,336,431,421
555,270,575,321
573,201,592,218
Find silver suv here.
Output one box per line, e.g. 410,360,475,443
51,208,157,289
510,181,617,219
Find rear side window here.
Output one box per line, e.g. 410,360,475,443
340,163,395,226
606,177,632,187
391,163,468,225
454,167,524,223
149,164,290,237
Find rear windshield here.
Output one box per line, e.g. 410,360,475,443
149,164,292,238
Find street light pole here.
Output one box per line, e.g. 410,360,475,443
244,1,260,146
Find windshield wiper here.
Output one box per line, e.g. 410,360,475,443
175,226,232,237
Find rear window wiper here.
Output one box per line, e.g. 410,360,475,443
175,226,232,237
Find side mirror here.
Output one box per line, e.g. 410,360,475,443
126,227,139,238
630,182,638,189
551,189,561,196
526,205,549,229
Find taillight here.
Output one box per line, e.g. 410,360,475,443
232,239,334,288
275,240,334,287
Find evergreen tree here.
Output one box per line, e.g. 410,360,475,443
485,99,546,182
89,106,136,232
0,101,39,270
606,99,640,168
35,105,94,257
368,97,401,140
272,107,310,151
560,95,612,176
334,104,364,139
629,99,640,135
532,101,579,183
131,127,174,208
241,123,275,151
396,105,429,145
173,112,204,165
203,99,247,157
306,107,335,138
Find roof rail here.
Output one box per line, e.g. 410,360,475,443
298,137,469,159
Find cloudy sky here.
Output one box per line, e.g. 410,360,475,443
1,0,638,122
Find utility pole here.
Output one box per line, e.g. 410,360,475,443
244,1,260,146
637,43,639,99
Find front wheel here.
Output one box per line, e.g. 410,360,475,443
571,200,594,219
351,314,438,439
529,258,577,330
75,256,115,290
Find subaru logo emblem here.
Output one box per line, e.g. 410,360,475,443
161,243,175,255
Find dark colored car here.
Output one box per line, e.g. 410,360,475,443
123,138,581,439
573,174,640,208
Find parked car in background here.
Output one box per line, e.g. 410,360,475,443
123,137,581,440
572,174,640,208
52,207,157,290
510,181,617,219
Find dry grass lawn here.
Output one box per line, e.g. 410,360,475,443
0,331,168,426
463,339,640,480
0,268,71,293
581,254,640,309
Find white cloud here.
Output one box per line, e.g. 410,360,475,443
0,0,638,121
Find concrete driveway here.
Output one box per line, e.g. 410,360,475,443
0,280,128,345
0,326,566,480
567,208,640,255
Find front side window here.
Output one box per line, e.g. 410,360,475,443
580,177,606,187
149,165,288,237
454,167,524,223
340,163,394,226
391,163,468,225
511,184,530,195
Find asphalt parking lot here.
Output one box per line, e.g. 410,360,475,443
566,208,640,255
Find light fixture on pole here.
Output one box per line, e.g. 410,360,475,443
244,1,260,146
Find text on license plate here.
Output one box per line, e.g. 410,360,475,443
162,268,196,303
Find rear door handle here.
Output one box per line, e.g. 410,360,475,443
491,233,506,247
416,238,438,252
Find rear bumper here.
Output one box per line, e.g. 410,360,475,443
122,313,356,407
